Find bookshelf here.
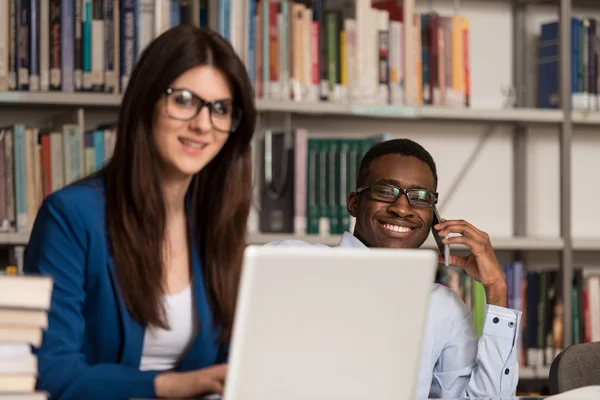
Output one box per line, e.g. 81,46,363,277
0,229,570,250
5,92,600,125
1,0,600,388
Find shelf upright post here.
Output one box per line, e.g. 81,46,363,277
559,0,573,348
512,0,528,245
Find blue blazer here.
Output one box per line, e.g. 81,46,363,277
24,177,228,400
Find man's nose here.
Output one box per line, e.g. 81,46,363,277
386,193,413,217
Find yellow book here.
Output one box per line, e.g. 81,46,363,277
340,30,346,87
452,14,463,106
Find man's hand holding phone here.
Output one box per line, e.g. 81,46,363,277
433,218,508,308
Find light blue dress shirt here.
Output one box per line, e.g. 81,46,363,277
266,232,522,400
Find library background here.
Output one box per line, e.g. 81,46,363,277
0,0,599,397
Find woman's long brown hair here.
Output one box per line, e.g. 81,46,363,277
103,25,256,342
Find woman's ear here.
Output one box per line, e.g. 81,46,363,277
347,192,358,217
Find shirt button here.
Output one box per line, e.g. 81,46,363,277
493,317,499,323
505,369,510,375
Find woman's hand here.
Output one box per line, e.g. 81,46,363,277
154,364,227,398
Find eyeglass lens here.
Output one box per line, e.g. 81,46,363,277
370,184,435,207
166,89,241,132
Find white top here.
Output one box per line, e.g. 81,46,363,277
139,284,199,371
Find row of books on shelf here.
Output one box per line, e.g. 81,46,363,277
0,0,471,108
0,120,361,238
0,116,116,233
438,263,600,370
245,0,469,107
539,16,600,112
259,130,393,236
0,272,53,399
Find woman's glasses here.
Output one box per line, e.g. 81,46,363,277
165,87,243,133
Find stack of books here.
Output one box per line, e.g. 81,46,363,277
0,275,53,399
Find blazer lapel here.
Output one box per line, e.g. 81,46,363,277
106,257,145,367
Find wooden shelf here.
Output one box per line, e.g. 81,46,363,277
0,91,121,107
0,231,30,245
0,231,572,251
257,99,564,124
572,238,600,251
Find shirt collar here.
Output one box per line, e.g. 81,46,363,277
337,232,368,249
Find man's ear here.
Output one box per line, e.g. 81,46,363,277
347,192,358,217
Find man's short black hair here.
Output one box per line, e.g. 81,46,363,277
357,138,438,188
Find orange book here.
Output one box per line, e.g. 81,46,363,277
452,15,463,106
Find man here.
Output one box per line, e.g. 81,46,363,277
267,138,521,399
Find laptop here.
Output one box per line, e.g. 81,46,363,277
221,245,438,400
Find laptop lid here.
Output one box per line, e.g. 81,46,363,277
223,245,438,400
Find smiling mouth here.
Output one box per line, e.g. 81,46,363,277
378,221,417,237
179,137,207,149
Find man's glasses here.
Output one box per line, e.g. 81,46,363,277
165,87,243,133
356,183,438,208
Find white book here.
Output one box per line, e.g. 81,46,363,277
377,9,390,104
343,18,356,104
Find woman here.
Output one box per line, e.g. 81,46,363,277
24,24,256,400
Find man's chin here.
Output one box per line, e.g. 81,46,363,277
376,231,427,250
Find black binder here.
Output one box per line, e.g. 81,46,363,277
259,130,295,233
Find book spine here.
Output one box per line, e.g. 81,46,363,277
0,134,5,223
91,0,104,91
4,129,15,228
17,0,31,90
420,14,431,105
49,132,63,191
9,0,19,90
0,0,9,91
119,0,135,93
29,0,40,91
103,0,115,93
246,0,256,92
313,0,327,101
93,130,104,170
39,0,49,91
61,0,74,92
13,124,27,230
430,13,439,106
306,138,319,235
82,0,92,91
377,10,389,104
268,1,279,99
73,0,83,90
40,133,51,197
462,16,470,107
48,0,60,90
254,1,262,99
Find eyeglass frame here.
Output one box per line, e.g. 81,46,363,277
164,87,243,134
355,183,439,208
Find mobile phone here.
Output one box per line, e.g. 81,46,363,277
432,206,450,267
